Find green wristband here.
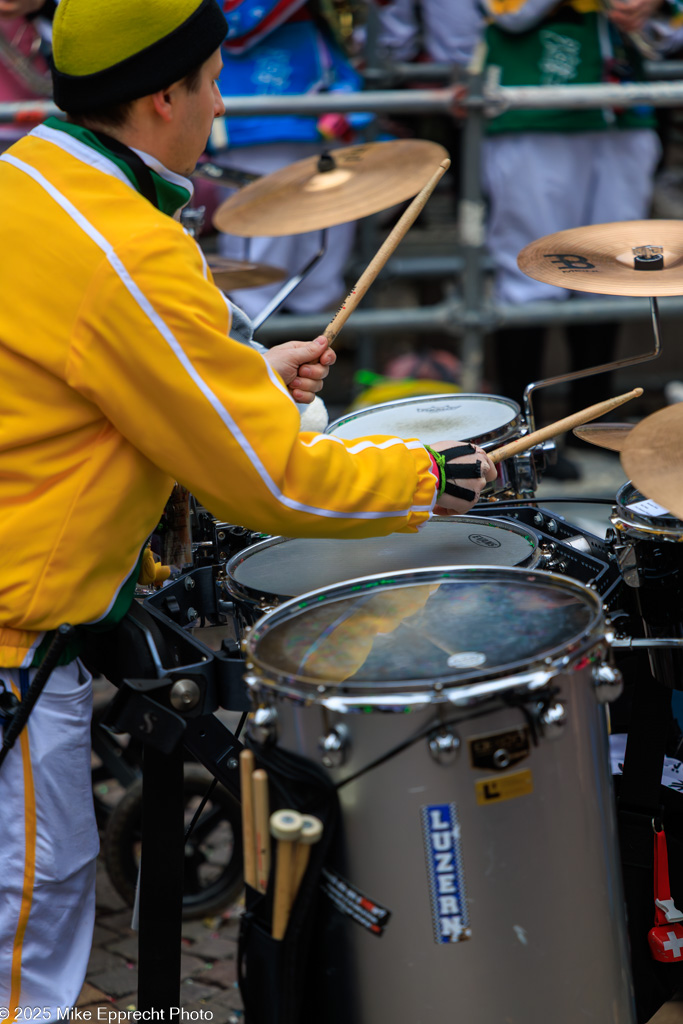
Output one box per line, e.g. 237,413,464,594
424,445,446,498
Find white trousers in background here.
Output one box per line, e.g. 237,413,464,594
483,128,662,305
0,662,98,1019
213,142,357,320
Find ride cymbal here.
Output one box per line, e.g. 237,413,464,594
572,422,634,451
620,404,683,517
207,256,285,290
212,140,450,237
518,220,683,296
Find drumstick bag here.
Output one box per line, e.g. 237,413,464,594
237,741,354,1024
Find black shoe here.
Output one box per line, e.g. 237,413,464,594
544,453,582,481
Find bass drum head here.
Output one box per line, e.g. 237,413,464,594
227,516,539,606
245,566,603,699
325,393,522,448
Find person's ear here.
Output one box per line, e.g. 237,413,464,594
151,85,176,123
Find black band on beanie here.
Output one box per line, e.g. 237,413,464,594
52,0,227,114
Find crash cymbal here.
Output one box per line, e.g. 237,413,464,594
212,140,450,237
207,256,285,290
572,422,634,451
620,404,683,517
518,220,683,296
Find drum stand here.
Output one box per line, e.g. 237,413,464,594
101,566,251,1010
521,296,662,431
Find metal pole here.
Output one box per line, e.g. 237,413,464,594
457,72,487,392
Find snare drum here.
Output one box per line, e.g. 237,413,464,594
326,393,542,496
225,515,542,631
610,481,683,688
244,566,632,1023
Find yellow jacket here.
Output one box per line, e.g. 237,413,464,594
0,121,437,667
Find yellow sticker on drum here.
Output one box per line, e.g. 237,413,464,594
475,769,533,806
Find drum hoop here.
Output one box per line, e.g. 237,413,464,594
225,516,542,609
325,393,523,451
612,481,683,542
243,565,606,710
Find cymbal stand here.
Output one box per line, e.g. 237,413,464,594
252,229,329,331
522,296,662,432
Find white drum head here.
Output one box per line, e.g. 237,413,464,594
326,394,521,447
227,517,538,605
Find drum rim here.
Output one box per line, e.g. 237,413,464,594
612,480,683,542
243,565,606,710
225,516,542,608
325,393,523,450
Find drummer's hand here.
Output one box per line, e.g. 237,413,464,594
264,336,336,404
428,441,497,514
605,0,660,32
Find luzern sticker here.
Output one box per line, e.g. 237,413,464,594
421,803,470,944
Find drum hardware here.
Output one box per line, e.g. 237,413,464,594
427,726,461,765
212,139,450,237
593,663,625,703
535,699,567,738
251,231,328,331
192,161,260,189
517,220,675,432
248,705,279,746
319,723,351,769
168,678,201,711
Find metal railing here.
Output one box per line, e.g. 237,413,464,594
3,71,683,392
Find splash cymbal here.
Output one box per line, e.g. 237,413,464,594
572,422,634,451
212,140,450,237
620,404,683,517
207,256,285,290
518,220,683,296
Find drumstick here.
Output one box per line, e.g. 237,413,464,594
489,388,643,465
239,749,257,890
323,158,451,345
252,769,271,894
271,809,303,940
291,815,324,899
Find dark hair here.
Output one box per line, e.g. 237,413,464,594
66,59,205,130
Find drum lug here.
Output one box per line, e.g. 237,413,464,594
319,724,350,768
593,664,624,704
428,728,460,765
536,700,567,739
248,705,280,745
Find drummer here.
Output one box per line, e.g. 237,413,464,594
0,0,496,1015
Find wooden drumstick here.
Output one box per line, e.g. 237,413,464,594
489,388,643,465
239,749,257,890
252,768,271,894
324,158,451,345
271,809,304,940
291,815,324,899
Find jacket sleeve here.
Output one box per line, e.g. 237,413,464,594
66,220,438,540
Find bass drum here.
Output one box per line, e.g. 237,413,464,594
326,393,541,496
243,566,632,1024
225,515,543,631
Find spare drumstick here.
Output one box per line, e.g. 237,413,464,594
291,815,324,900
252,769,271,894
489,388,643,465
271,809,304,940
324,158,451,345
239,749,257,890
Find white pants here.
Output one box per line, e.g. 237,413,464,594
0,662,98,1020
213,142,357,320
483,128,662,304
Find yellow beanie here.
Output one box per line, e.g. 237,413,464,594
52,0,227,114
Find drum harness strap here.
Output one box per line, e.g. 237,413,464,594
425,443,483,503
332,688,558,791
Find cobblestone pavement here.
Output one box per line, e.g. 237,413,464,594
77,858,244,1022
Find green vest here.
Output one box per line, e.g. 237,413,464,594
485,9,656,134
